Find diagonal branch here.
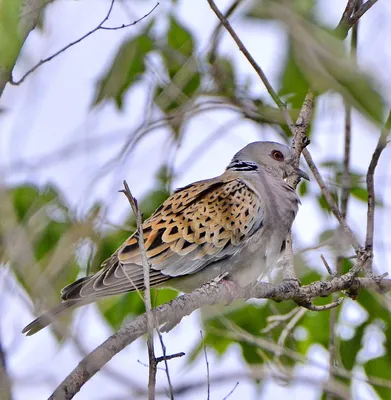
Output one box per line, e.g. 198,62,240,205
49,270,391,399
207,0,295,132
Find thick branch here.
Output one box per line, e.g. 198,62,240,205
49,272,391,399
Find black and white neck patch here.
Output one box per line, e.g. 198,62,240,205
227,160,259,171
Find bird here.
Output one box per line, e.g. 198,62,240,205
22,141,309,336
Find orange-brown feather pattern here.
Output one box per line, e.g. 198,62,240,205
118,178,262,266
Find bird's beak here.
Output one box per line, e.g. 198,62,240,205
297,168,310,181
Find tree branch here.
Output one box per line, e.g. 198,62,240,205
49,269,391,399
10,1,159,86
207,0,295,132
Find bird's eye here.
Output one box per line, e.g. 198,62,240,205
271,150,284,161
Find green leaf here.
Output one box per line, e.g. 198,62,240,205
291,26,384,124
0,0,22,70
167,15,194,60
94,28,154,108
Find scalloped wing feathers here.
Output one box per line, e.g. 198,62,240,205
60,177,263,301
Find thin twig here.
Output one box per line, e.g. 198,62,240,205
365,108,391,272
10,2,159,85
201,331,211,400
120,181,156,400
209,0,242,65
222,382,240,400
155,352,185,364
156,330,175,399
321,254,333,276
300,297,344,312
206,0,295,132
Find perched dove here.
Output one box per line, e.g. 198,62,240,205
22,141,308,335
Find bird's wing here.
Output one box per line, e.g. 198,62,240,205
61,177,263,301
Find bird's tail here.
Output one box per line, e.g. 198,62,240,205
22,300,82,336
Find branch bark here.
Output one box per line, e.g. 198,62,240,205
49,271,391,399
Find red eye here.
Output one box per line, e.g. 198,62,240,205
271,150,284,161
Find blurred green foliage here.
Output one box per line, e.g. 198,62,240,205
0,0,22,70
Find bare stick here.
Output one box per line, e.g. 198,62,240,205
207,0,295,132
10,2,159,85
120,181,156,400
222,382,240,400
156,330,175,399
201,331,211,400
321,254,334,276
300,297,344,311
365,109,391,271
155,352,185,364
209,0,242,64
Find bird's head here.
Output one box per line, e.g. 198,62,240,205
227,141,309,181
